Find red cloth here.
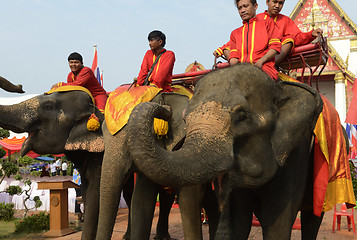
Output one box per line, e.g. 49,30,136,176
59,66,107,111
229,17,281,80
137,49,175,92
257,11,315,48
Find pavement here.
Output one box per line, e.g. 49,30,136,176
55,206,357,240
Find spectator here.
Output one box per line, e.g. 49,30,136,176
72,168,83,221
50,162,57,176
62,161,68,176
40,166,50,177
56,158,62,176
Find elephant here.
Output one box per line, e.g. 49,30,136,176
0,90,104,239
96,91,220,240
0,76,24,93
126,63,326,239
0,88,187,240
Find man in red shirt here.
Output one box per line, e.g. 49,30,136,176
257,0,323,65
229,0,282,81
136,30,175,92
214,0,323,66
53,52,107,113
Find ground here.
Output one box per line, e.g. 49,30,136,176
2,205,355,239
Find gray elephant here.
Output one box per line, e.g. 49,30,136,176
126,63,326,239
0,76,24,93
0,90,104,239
96,91,219,240
0,88,185,240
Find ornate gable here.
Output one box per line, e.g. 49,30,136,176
290,0,357,40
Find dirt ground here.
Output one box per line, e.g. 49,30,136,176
54,206,357,240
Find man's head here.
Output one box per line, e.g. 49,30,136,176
235,0,258,22
68,52,84,74
266,0,285,15
148,30,166,51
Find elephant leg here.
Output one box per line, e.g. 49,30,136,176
227,188,254,240
131,172,160,240
122,174,134,240
154,187,175,240
301,209,324,240
202,183,220,240
81,172,100,240
96,126,132,240
178,184,205,240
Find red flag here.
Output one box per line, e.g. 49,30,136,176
91,45,102,85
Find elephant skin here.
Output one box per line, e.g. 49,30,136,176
96,92,219,240
126,63,325,239
0,91,104,240
0,76,25,93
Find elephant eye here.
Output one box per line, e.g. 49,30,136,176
232,110,249,125
44,104,54,111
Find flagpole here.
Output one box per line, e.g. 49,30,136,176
93,44,97,55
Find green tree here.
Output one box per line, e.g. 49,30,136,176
0,128,10,139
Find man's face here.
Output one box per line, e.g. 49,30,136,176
149,38,163,52
266,0,285,15
68,60,83,74
237,0,258,21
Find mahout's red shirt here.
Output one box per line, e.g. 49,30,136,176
137,49,175,92
257,11,316,48
229,17,281,80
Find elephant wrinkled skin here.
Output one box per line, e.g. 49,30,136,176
127,64,324,239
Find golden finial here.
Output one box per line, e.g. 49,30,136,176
311,10,315,29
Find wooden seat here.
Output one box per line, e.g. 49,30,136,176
277,36,329,87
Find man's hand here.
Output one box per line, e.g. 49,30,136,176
312,28,323,37
213,51,221,58
229,58,240,66
254,59,264,69
51,83,59,89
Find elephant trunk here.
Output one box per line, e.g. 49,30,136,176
0,98,38,133
127,102,234,187
0,98,39,156
0,76,24,93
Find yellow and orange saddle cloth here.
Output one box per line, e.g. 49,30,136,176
279,73,356,216
105,84,192,136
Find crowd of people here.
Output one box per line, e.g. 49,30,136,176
39,157,69,177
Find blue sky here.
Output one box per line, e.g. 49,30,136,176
0,0,356,97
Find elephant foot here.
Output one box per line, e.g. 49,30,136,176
153,233,172,240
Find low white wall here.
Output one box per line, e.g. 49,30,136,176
0,175,128,212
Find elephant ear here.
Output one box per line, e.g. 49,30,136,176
65,107,105,153
272,81,323,166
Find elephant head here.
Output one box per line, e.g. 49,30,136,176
0,89,105,240
127,64,323,188
0,76,25,93
0,90,104,156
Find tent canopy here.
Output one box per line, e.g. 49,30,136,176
35,156,55,161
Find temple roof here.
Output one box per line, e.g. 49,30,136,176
290,0,357,39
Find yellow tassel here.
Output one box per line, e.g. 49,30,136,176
154,118,168,138
87,113,100,131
